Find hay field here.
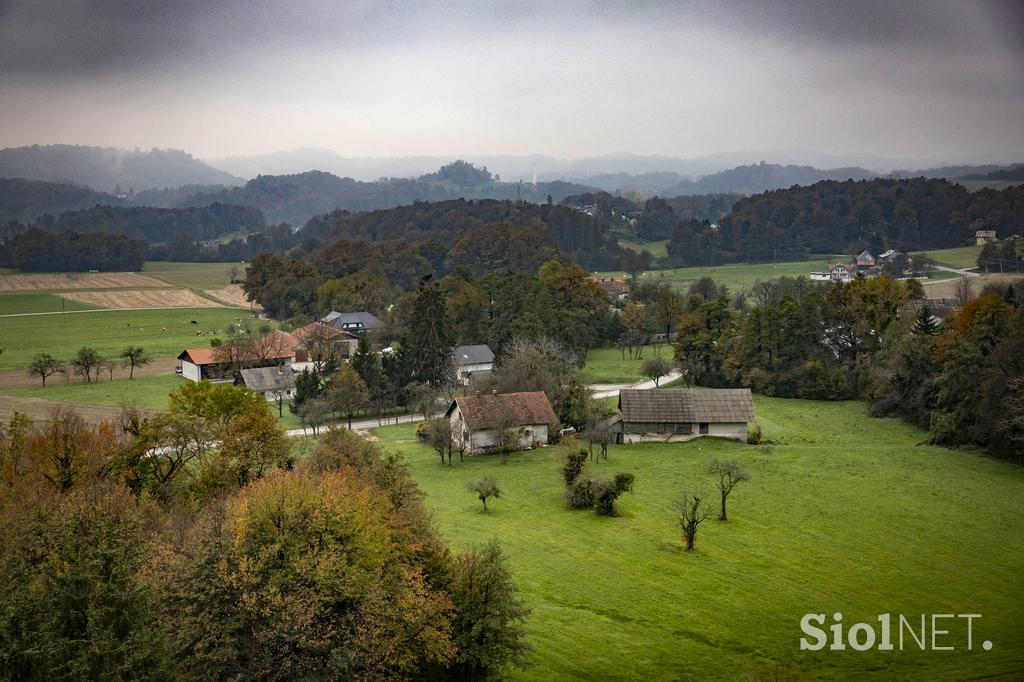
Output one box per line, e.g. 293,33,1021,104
0,272,168,292
58,289,221,309
203,284,255,308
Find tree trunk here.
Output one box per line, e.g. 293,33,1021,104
685,532,695,551
481,496,487,512
720,492,727,521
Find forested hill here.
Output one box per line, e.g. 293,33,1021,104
295,198,627,271
0,145,242,193
668,177,1024,265
662,162,876,196
0,177,126,225
37,203,266,244
180,165,597,225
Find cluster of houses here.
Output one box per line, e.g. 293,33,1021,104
810,248,906,282
177,310,497,403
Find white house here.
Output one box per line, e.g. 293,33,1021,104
445,391,558,455
453,344,495,385
609,388,755,444
239,366,297,402
828,263,854,282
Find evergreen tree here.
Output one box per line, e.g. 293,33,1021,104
407,276,455,387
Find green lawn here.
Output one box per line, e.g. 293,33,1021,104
373,397,1024,680
912,246,983,270
0,293,99,315
6,372,187,410
0,307,257,370
619,237,669,258
595,258,834,295
582,344,670,384
143,261,243,289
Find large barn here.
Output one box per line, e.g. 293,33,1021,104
610,388,755,443
445,391,558,455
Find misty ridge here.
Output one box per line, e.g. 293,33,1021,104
1,143,1022,228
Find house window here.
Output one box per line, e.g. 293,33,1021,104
699,423,709,435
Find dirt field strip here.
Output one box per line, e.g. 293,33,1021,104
203,284,260,309
0,272,169,292
924,272,1021,299
58,289,224,309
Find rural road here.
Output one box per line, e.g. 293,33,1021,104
284,370,684,437
932,264,979,278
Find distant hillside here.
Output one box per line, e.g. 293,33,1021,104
0,145,243,194
181,163,597,225
958,164,1024,182
0,177,125,225
662,162,876,196
41,203,265,244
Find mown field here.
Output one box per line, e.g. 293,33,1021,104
143,261,242,289
619,237,670,258
594,258,834,295
375,397,1024,680
582,344,669,384
0,307,254,370
912,245,983,270
6,372,188,410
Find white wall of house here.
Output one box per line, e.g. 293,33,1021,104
260,388,295,402
448,404,549,454
456,361,493,384
622,422,747,444
181,360,202,382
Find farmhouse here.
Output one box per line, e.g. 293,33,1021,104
445,391,558,455
177,333,295,382
855,249,876,269
828,263,854,282
587,276,630,301
321,310,385,334
290,322,359,369
453,344,495,385
239,366,296,401
975,229,997,245
609,388,755,443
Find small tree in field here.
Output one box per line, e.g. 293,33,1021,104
592,472,635,516
28,352,61,386
70,347,101,383
707,458,751,521
427,417,464,465
674,488,713,551
467,476,501,512
121,346,150,379
642,355,672,387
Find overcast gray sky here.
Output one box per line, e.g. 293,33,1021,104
0,0,1021,162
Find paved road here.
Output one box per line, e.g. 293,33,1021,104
284,370,684,436
933,264,979,278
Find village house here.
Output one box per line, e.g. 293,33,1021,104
827,263,854,282
290,322,359,370
239,365,296,401
445,391,558,455
587,276,630,301
975,229,997,245
453,344,495,385
607,388,755,444
855,249,876,270
321,310,385,334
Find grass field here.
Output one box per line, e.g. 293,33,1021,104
912,245,983,270
0,293,99,315
582,344,669,384
6,372,187,410
374,397,1024,680
0,307,256,370
619,237,669,258
595,258,834,295
143,261,242,289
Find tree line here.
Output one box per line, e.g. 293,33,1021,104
0,228,146,271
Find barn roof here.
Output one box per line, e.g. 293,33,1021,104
240,366,296,393
177,332,295,367
618,388,754,423
321,311,384,331
291,321,356,343
446,391,558,430
454,344,495,366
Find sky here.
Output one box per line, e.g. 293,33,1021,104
0,0,1022,163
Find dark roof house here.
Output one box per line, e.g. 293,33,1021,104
240,366,296,397
445,391,558,454
321,311,384,333
454,344,495,367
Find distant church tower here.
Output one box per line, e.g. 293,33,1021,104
532,165,537,186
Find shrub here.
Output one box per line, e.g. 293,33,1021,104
746,422,763,445
565,478,594,509
561,449,588,487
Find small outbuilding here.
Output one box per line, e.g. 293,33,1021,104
240,366,296,402
445,391,558,455
610,388,755,443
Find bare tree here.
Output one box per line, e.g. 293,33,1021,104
427,417,464,465
954,275,974,307
27,352,61,386
707,458,751,521
407,382,440,420
297,398,331,435
467,476,501,512
674,488,713,551
101,358,120,382
493,406,521,463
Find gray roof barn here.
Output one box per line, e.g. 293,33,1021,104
321,311,384,332
240,366,296,393
454,344,495,366
618,388,755,423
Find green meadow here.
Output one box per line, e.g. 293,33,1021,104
6,372,187,410
594,258,834,295
0,307,254,370
374,397,1024,680
582,344,671,384
142,261,242,289
0,293,99,316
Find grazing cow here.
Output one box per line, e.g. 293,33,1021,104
161,327,167,332
190,320,198,325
